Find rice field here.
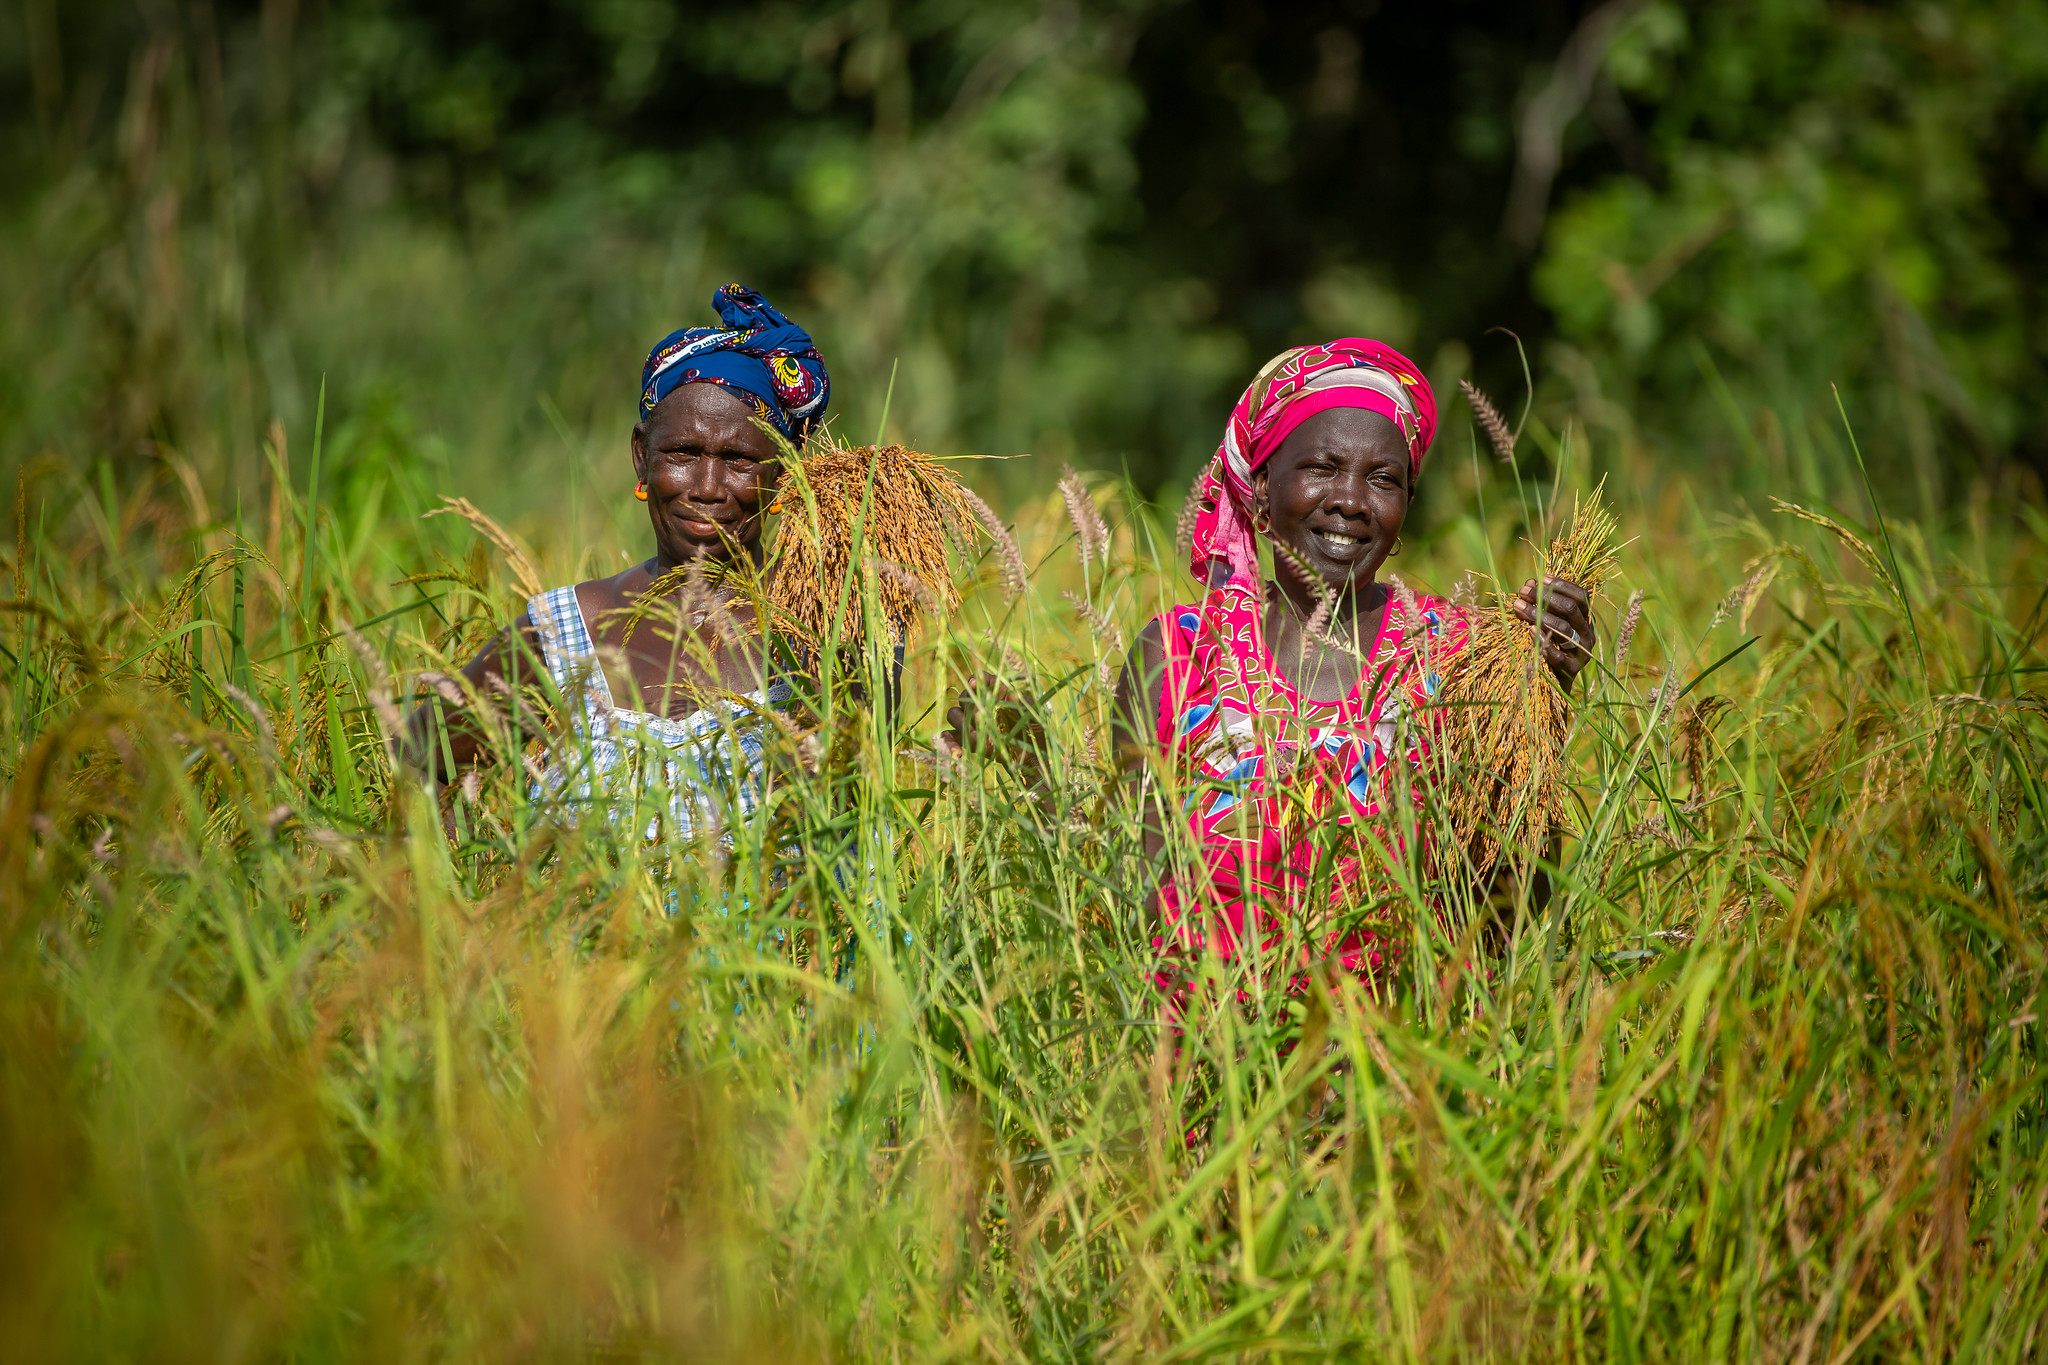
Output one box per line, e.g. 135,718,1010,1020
2,411,2045,1361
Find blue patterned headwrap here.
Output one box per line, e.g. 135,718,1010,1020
638,284,831,443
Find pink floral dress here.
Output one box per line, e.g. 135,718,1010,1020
1149,578,1470,993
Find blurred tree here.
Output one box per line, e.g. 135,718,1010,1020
1534,0,2048,510
2,0,2043,509
305,0,1600,489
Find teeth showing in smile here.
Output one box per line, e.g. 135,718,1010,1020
1313,531,1362,553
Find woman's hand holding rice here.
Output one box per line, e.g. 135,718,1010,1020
1513,575,1597,688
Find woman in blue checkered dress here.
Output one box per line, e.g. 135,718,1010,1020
401,286,832,840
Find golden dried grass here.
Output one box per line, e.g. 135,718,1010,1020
1430,482,1621,878
767,440,979,656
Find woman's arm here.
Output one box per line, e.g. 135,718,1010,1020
1109,618,1166,775
398,614,549,784
1110,619,1168,860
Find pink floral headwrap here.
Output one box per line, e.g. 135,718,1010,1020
1188,339,1438,586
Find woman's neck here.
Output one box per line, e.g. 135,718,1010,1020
1262,575,1390,697
1269,571,1386,631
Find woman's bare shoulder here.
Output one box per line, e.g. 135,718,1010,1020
571,566,638,616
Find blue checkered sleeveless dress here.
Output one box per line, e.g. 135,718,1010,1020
525,585,792,842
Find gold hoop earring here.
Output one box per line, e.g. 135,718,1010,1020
1252,505,1272,535
1387,536,1403,557
633,480,649,502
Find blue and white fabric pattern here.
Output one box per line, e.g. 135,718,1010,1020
525,585,791,841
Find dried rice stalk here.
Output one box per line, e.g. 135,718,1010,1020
1430,482,1621,878
423,497,543,600
767,439,980,655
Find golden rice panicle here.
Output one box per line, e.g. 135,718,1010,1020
1540,480,1621,595
1430,481,1621,883
766,439,979,657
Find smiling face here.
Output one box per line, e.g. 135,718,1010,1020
1253,406,1411,595
631,381,782,568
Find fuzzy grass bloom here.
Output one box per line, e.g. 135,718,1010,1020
960,486,1029,603
1461,379,1516,462
1614,587,1646,675
1059,466,1111,571
1062,590,1127,691
1175,465,1209,568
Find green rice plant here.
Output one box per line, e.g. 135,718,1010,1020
1,402,2044,1363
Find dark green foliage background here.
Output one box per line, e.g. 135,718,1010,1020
4,0,2046,510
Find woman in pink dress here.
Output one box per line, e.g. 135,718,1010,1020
947,339,1598,997
1115,340,1599,996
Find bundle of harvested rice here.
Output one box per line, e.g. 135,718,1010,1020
1428,483,1621,880
766,439,980,657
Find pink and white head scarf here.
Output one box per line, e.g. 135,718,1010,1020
1188,339,1438,588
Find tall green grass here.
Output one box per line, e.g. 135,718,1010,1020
2,411,2045,1361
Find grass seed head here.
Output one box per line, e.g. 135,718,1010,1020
959,486,1028,602
1059,466,1111,570
1062,590,1127,690
1461,379,1516,462
1614,588,1646,675
1303,586,1336,642
1175,465,1210,570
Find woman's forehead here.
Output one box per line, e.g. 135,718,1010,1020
1272,407,1407,464
644,381,779,451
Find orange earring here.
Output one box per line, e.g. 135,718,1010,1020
633,480,649,502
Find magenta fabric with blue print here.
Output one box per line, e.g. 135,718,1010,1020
1147,588,1469,995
